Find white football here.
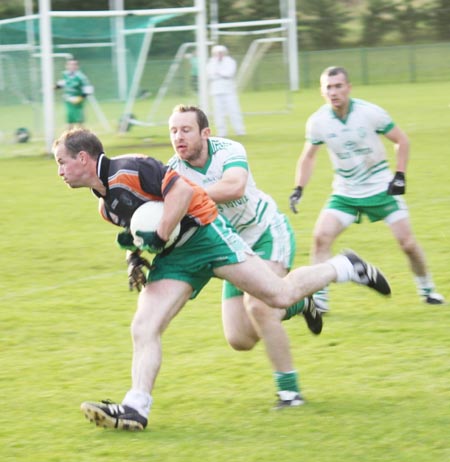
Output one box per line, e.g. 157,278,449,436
130,201,180,249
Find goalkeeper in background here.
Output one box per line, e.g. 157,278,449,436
289,66,445,311
55,59,93,128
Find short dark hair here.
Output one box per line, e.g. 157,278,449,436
320,66,350,82
171,104,210,131
52,128,104,159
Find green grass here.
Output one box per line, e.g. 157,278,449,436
1,82,449,462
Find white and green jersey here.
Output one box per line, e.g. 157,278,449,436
306,98,395,198
167,137,278,246
60,70,91,101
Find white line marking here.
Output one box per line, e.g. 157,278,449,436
0,270,124,301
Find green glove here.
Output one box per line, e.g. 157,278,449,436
135,230,167,254
116,230,137,251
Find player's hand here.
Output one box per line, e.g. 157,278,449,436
126,252,151,292
289,186,303,214
68,95,83,104
117,230,138,251
387,171,406,195
135,230,167,254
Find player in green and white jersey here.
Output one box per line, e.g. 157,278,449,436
56,59,93,128
290,66,445,311
167,104,322,408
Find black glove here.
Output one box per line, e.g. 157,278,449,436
116,230,138,251
387,171,406,195
135,230,167,254
126,252,151,292
289,186,303,214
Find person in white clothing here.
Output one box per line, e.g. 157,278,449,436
207,45,245,137
289,66,445,312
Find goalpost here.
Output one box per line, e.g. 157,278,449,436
1,1,297,152
120,9,299,130
36,0,208,152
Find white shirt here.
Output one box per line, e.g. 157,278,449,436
207,56,237,95
306,98,395,197
168,137,278,246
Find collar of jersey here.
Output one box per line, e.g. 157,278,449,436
330,98,354,124
92,153,110,198
181,139,214,174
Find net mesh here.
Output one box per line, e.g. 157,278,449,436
0,13,291,144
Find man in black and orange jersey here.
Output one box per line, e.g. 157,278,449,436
54,128,391,432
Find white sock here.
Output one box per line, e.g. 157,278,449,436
122,389,153,418
328,255,354,283
414,275,434,290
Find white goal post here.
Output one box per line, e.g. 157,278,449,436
37,0,208,153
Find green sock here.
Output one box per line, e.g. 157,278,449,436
283,298,305,320
274,370,299,393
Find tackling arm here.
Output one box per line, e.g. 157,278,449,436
205,166,248,204
158,177,193,241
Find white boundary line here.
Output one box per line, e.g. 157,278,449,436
0,270,124,302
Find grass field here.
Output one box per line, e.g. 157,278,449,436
1,82,449,462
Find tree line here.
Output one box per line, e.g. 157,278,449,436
1,0,449,50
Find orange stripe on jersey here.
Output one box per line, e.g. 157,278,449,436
110,171,161,202
162,170,218,226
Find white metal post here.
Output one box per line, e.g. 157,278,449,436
195,0,208,112
209,0,219,43
286,0,299,90
109,0,127,101
39,0,55,153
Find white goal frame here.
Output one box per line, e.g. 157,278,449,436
37,0,208,152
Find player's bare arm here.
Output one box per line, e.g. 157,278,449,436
294,142,320,187
384,125,410,172
206,166,248,203
158,178,193,241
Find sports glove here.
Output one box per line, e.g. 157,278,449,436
117,230,138,251
68,95,84,104
387,171,406,195
289,186,303,214
126,252,151,292
135,230,167,254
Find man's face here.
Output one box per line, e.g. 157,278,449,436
66,60,79,73
168,111,210,165
54,144,88,188
320,72,351,110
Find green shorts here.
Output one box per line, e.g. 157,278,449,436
147,214,253,299
325,191,408,225
222,212,296,300
66,101,85,124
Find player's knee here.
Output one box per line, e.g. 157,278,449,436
225,332,256,351
313,231,333,253
245,300,275,323
131,310,160,344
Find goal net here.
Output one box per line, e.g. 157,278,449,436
123,21,293,130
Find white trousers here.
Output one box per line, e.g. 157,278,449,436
212,91,245,137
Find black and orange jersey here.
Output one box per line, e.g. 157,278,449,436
93,154,218,232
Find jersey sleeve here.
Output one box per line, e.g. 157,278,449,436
367,102,395,134
305,113,325,145
222,142,248,172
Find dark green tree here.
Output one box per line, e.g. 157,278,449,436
428,0,450,40
392,0,428,43
360,0,396,46
298,0,350,50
